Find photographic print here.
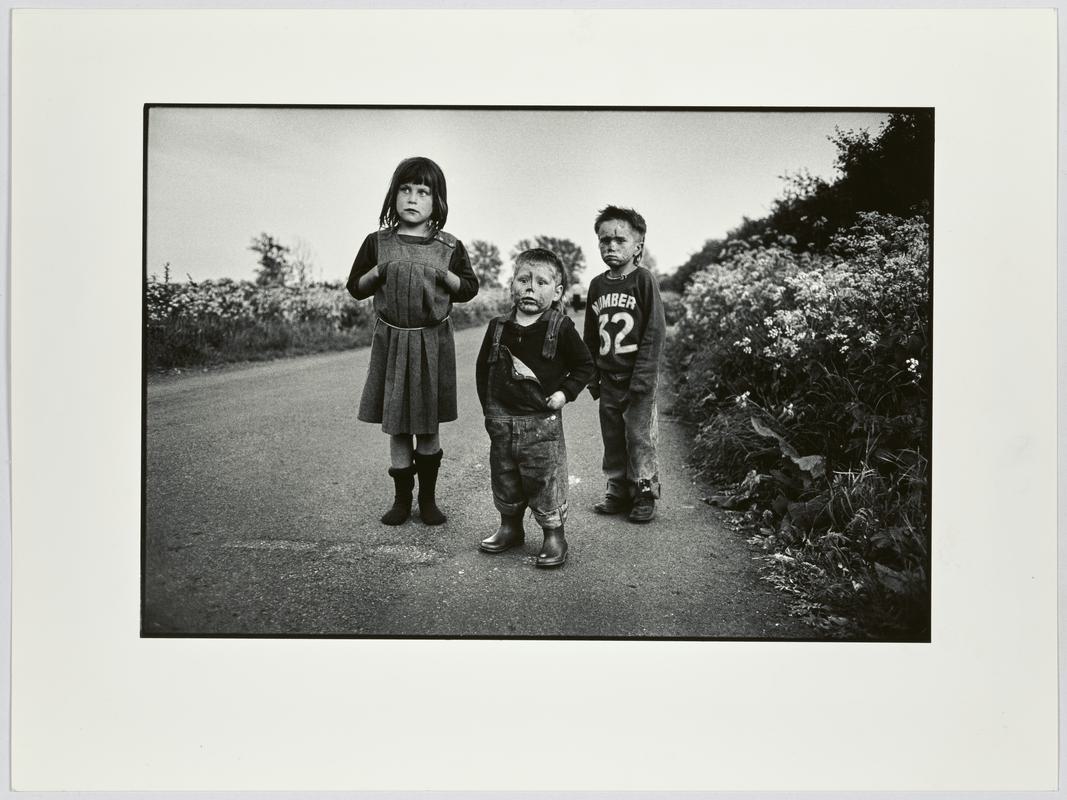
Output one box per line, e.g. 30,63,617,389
143,106,933,641
13,7,1057,792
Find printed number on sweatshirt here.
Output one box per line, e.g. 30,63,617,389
597,312,637,356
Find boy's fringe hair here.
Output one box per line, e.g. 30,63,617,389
379,156,449,231
594,204,648,265
513,248,568,313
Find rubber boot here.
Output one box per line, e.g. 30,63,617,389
479,512,526,553
381,465,415,525
536,525,568,568
414,449,447,525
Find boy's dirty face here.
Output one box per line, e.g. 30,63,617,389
597,219,643,269
511,262,563,315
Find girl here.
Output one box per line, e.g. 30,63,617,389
346,156,479,526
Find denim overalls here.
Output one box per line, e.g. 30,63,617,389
483,309,568,530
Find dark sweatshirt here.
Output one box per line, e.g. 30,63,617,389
582,266,666,396
475,311,595,415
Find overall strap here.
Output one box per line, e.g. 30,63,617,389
434,230,457,249
541,308,566,360
375,228,396,261
487,316,506,364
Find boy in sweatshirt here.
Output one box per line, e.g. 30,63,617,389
583,206,666,523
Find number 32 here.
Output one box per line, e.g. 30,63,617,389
597,312,637,356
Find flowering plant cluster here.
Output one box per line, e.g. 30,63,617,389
146,276,370,330
674,214,929,463
668,213,931,638
145,274,512,371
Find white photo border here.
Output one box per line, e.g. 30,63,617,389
7,4,1060,794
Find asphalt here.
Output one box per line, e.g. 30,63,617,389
143,321,814,639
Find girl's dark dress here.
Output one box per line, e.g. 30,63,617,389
346,228,478,435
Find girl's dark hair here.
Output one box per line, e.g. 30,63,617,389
514,248,568,312
379,156,448,231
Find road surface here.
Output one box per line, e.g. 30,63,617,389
144,321,814,638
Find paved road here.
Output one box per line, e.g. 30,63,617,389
144,321,813,638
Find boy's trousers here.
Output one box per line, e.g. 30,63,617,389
484,412,568,530
598,373,660,499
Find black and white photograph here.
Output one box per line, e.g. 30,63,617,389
11,7,1058,792
143,106,933,641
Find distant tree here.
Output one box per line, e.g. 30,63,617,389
290,237,318,285
249,233,291,286
468,239,503,287
764,111,934,252
511,236,585,286
659,237,726,293
660,110,934,289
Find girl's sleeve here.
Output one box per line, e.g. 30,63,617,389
447,240,480,302
558,318,596,402
345,233,379,300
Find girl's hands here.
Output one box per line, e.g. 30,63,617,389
545,391,567,411
357,264,384,295
439,269,461,294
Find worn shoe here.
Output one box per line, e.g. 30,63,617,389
480,513,526,553
593,494,630,515
414,449,447,525
628,497,656,524
536,526,568,568
380,465,416,525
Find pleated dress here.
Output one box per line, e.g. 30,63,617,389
355,229,464,435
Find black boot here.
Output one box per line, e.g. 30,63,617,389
381,465,415,525
414,449,447,525
628,478,657,524
593,493,631,515
480,512,526,553
536,525,568,568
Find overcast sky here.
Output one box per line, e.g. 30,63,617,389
146,107,890,286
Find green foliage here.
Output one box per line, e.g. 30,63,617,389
468,239,504,287
661,112,933,638
660,289,685,326
659,237,728,294
446,286,513,328
249,232,292,287
660,111,933,291
670,213,930,639
145,274,511,371
511,236,586,286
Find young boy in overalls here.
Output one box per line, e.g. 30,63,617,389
475,249,595,568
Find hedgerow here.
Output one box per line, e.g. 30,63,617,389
668,212,930,639
145,269,511,371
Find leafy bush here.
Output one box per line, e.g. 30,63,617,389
448,287,512,329
145,275,512,371
661,111,933,293
669,213,930,639
660,289,685,326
